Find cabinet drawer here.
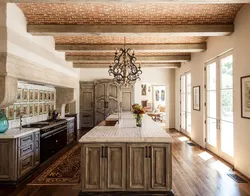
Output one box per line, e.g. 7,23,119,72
20,143,34,158
18,153,34,178
20,134,33,147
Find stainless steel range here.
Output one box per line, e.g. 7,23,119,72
23,119,68,163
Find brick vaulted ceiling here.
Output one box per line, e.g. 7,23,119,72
17,3,244,68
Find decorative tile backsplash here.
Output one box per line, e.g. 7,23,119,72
0,81,56,129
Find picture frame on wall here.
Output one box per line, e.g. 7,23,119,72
16,88,22,102
39,91,44,102
22,89,28,102
52,91,55,101
241,75,250,119
141,84,147,96
29,89,34,102
29,104,34,117
15,104,21,119
34,90,39,102
8,105,14,120
193,86,200,111
34,104,38,116
22,105,28,117
44,91,47,101
43,104,47,114
39,104,43,115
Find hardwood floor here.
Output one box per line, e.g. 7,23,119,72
0,129,250,196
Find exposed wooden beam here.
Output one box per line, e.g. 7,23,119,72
56,43,206,53
66,55,191,62
73,62,181,69
27,25,234,36
6,0,250,3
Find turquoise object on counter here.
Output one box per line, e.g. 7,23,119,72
0,110,9,133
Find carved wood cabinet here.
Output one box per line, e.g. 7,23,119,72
80,80,134,127
0,131,40,183
81,143,172,192
80,82,95,128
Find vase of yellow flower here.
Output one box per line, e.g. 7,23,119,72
132,104,145,127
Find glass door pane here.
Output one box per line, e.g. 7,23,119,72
186,73,191,133
206,62,217,147
181,75,186,130
220,55,234,157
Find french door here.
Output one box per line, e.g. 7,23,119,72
180,72,191,136
205,51,234,164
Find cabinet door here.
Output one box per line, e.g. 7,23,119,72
121,85,134,111
81,144,105,191
105,144,126,191
95,82,106,125
80,89,94,127
127,144,148,191
148,144,172,191
106,83,120,116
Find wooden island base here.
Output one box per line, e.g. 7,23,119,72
79,115,173,194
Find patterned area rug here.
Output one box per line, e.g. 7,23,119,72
29,144,81,185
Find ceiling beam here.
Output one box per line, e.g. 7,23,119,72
73,63,181,69
56,43,206,53
27,25,234,36
6,0,250,3
66,55,191,62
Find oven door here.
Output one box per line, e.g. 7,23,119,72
40,127,67,163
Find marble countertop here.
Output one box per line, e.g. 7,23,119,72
79,114,172,143
62,117,75,121
0,127,40,139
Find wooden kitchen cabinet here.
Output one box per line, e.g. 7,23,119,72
67,118,75,144
0,131,40,182
80,82,95,128
81,144,105,191
95,80,120,125
81,143,126,191
127,144,148,191
127,143,172,191
105,144,126,191
148,144,172,191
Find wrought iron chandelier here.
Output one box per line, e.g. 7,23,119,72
108,38,142,86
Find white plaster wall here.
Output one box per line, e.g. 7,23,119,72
175,4,250,178
0,3,7,53
4,4,81,129
80,68,176,128
6,4,79,79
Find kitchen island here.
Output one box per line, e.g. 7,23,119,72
79,114,173,195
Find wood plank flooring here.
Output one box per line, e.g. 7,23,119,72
0,129,250,196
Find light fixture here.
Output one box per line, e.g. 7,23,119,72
108,37,142,86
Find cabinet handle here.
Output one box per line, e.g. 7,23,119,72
148,146,151,158
145,147,148,158
105,146,108,158
22,137,30,142
23,147,31,152
102,146,104,158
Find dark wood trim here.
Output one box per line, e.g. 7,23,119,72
240,75,250,119
78,190,174,195
193,85,201,111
